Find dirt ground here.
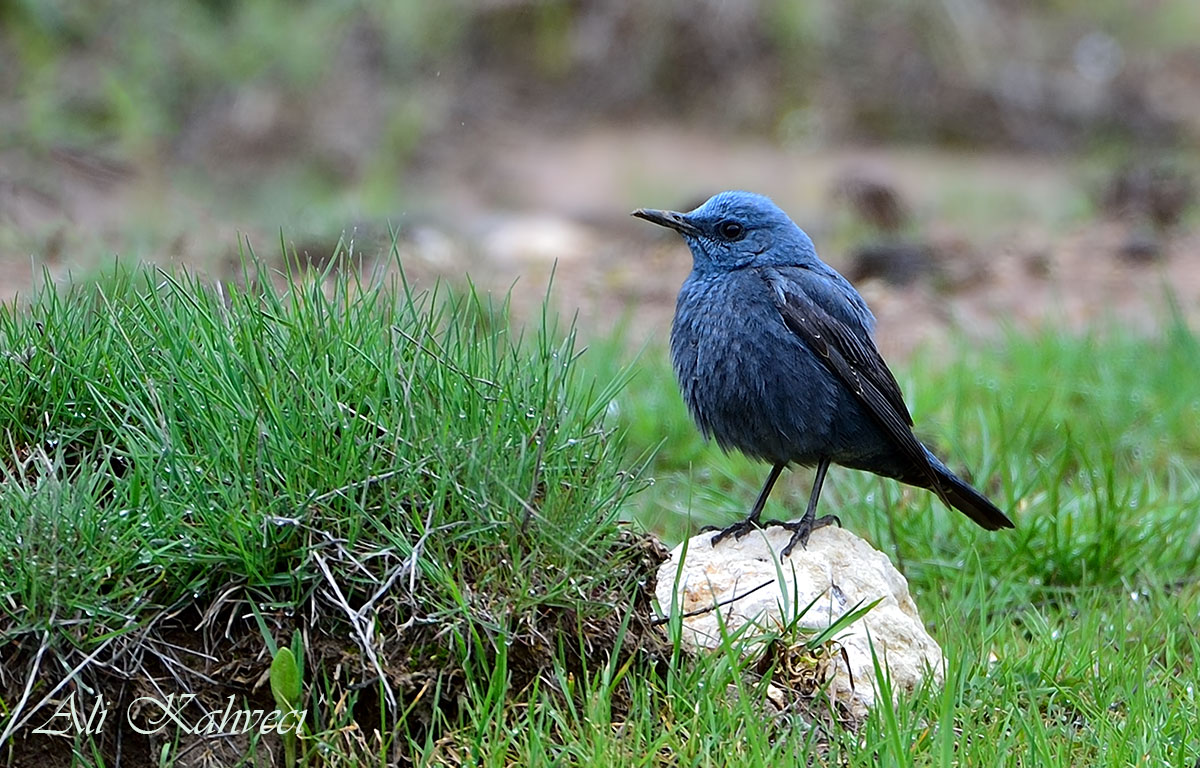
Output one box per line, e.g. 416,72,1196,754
2,123,1198,359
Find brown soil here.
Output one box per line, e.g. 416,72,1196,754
2,529,670,767
4,126,1196,363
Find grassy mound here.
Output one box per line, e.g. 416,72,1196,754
0,256,661,764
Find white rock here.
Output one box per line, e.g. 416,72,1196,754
480,215,596,265
654,525,943,717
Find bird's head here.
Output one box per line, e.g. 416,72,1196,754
633,190,818,274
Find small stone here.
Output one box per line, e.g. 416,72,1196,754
655,525,943,718
1118,227,1161,263
480,215,596,265
1101,161,1196,230
846,241,935,286
831,168,911,233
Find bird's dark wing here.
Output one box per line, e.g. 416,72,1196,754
763,269,946,495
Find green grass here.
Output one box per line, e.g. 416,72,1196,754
0,257,638,612
2,253,1199,766
617,314,1200,587
0,251,650,764
592,310,1200,765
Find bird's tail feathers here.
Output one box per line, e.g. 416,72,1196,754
934,467,1014,531
906,446,1015,530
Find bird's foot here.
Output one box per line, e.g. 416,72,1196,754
708,517,762,547
761,514,842,557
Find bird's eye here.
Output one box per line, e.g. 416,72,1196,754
717,220,745,240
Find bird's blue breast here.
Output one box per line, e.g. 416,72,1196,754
670,269,842,465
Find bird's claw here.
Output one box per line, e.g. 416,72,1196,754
708,513,841,554
770,514,841,557
709,518,761,546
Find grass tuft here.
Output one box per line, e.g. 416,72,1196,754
0,250,658,764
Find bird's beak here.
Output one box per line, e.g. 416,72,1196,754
632,208,700,237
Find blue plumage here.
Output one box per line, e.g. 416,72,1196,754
634,191,1014,555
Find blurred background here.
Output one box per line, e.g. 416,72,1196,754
1,0,1198,353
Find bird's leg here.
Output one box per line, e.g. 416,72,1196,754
762,457,841,556
708,462,786,546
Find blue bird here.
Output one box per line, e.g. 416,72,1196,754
633,191,1014,555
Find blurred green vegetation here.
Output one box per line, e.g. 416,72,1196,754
3,0,1198,163
1,0,1197,301
2,1,459,155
